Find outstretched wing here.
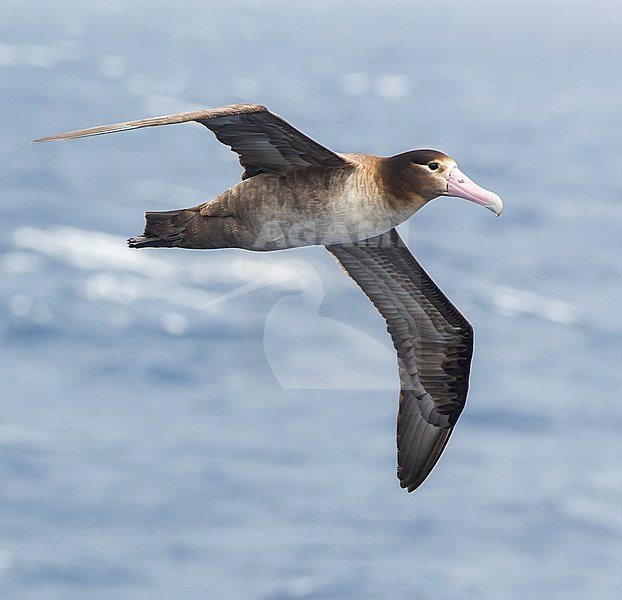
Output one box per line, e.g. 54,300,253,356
326,228,474,492
33,103,349,179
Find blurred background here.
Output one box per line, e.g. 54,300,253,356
1,1,621,598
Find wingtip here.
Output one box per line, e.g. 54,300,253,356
400,482,416,493
32,134,73,144
399,473,425,493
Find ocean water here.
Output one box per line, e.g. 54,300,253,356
1,1,622,598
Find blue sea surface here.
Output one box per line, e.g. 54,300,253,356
1,1,622,598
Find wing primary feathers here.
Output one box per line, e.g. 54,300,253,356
31,105,269,143
326,228,474,492
32,103,349,180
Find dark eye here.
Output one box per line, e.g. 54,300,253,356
428,162,440,171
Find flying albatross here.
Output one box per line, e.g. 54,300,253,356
33,104,502,492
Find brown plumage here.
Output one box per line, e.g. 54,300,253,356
327,229,473,491
33,103,502,492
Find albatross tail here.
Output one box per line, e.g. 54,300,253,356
128,208,200,248
129,206,239,250
129,204,251,250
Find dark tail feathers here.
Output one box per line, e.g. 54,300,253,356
128,208,199,249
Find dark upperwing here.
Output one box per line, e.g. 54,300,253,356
33,103,350,179
327,228,473,491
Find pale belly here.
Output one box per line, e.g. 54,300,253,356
214,169,418,250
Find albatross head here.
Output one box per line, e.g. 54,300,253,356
390,149,503,217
